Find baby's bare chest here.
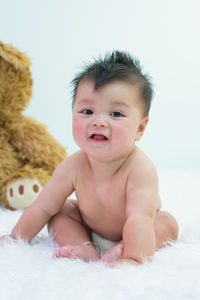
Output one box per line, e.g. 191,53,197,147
75,176,127,239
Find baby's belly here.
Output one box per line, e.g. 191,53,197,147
82,214,124,241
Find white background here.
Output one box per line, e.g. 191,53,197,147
1,0,200,170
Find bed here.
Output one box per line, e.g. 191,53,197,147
0,170,200,300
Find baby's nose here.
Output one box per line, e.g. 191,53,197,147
91,115,107,127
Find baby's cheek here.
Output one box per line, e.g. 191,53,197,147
113,127,133,149
113,126,128,142
72,118,83,142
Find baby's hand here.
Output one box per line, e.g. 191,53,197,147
107,258,140,268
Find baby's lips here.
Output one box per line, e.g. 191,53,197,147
90,134,108,140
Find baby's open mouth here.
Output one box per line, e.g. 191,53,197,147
90,134,108,141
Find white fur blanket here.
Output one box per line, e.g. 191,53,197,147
0,170,200,300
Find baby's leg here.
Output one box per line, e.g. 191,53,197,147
154,210,179,249
101,211,178,263
48,199,99,261
100,241,124,263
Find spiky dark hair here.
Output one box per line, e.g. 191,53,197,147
71,51,153,116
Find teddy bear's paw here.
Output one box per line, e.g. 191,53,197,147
6,178,43,209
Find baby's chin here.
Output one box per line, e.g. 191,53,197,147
86,147,132,163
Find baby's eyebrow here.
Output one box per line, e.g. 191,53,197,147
76,99,93,105
110,101,130,109
76,99,130,109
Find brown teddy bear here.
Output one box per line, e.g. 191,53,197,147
0,41,67,210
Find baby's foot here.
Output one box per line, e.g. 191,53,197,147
53,243,100,262
100,243,124,263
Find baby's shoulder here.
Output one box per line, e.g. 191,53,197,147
61,150,88,169
128,146,158,182
53,150,87,176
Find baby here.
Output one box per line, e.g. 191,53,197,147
2,51,178,266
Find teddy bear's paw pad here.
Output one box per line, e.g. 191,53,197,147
6,178,43,209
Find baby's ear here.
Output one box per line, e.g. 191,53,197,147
135,117,149,141
0,41,30,71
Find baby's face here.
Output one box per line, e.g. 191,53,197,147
72,80,148,161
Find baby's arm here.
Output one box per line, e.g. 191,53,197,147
122,162,159,264
10,156,76,242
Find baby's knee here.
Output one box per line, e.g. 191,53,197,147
47,213,61,233
166,213,178,241
156,211,179,241
47,199,81,232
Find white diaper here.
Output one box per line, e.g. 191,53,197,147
91,232,118,255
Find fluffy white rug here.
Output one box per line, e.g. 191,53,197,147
1,170,200,300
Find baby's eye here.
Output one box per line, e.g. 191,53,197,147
81,109,93,115
110,111,123,117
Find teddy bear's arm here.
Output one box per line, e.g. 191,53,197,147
2,166,50,209
8,116,67,173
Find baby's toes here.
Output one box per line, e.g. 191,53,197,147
60,246,75,258
52,245,99,261
52,249,61,258
101,244,124,263
116,244,124,258
52,246,73,259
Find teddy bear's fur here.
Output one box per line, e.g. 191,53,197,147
0,41,67,210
